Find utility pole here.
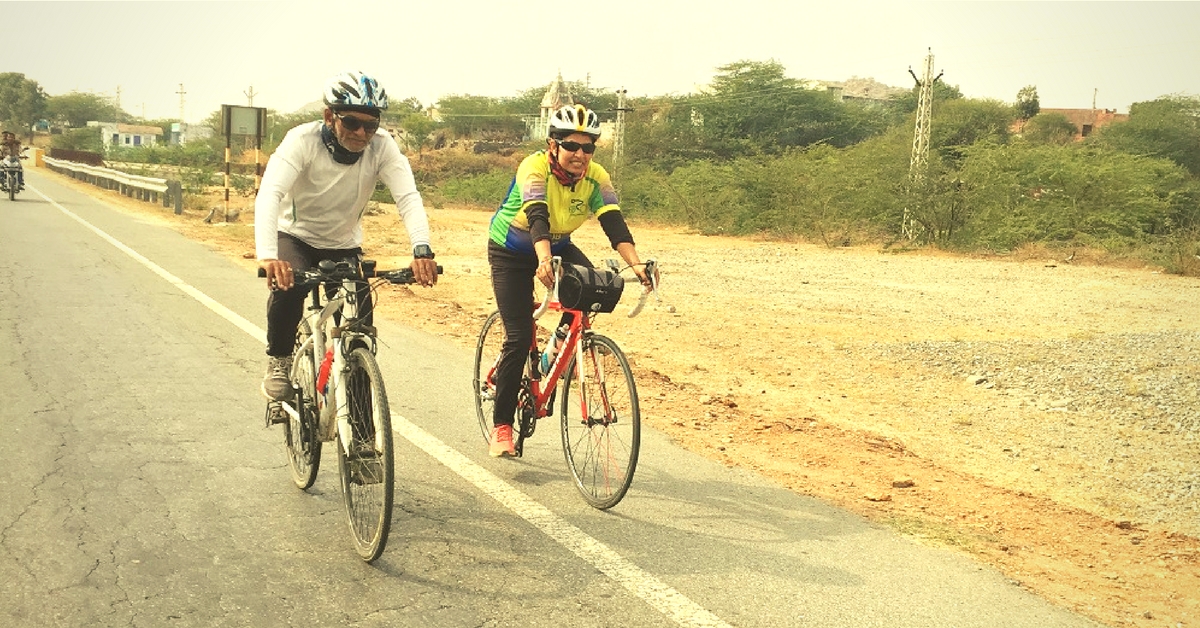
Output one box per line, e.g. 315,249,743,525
115,85,122,115
245,85,258,107
177,83,187,123
1092,88,1098,110
613,89,629,166
904,48,941,240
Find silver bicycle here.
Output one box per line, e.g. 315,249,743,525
261,257,438,562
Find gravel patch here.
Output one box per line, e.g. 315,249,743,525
871,330,1200,534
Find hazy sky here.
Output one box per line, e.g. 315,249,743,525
3,1,1197,123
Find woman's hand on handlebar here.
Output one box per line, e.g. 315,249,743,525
260,259,294,291
634,262,659,291
409,258,439,287
535,255,555,289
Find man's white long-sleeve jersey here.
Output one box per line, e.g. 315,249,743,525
254,121,431,260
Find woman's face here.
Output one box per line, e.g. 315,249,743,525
550,132,595,177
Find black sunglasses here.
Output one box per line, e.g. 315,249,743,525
555,139,596,154
335,114,381,134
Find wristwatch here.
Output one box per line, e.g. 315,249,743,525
413,244,435,259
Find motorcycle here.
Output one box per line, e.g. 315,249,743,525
1,149,27,201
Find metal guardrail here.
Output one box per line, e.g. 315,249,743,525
43,156,184,214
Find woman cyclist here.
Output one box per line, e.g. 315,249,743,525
485,104,656,457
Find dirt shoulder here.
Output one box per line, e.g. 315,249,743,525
43,173,1199,628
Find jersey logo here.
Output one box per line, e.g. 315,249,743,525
568,198,586,216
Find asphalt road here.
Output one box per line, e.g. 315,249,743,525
0,167,1105,628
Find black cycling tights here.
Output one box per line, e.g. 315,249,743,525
487,241,591,427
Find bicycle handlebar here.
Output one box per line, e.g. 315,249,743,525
626,259,660,318
532,257,659,320
257,258,443,289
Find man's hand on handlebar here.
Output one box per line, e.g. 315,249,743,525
409,257,439,287
260,259,294,291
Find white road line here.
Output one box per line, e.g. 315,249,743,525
396,416,731,628
44,188,732,628
37,188,266,344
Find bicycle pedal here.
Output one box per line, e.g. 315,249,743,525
264,403,288,427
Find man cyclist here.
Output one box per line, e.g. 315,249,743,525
485,104,657,457
255,71,438,401
1,131,25,191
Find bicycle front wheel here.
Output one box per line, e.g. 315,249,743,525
337,346,394,562
472,310,505,443
285,320,321,489
560,333,640,510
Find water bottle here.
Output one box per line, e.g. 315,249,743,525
540,323,570,375
316,347,334,395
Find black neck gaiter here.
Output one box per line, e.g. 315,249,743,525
321,124,362,165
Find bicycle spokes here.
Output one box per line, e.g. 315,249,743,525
560,334,640,510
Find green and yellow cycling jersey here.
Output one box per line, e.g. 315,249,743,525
488,150,621,254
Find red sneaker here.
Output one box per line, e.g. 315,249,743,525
489,424,516,457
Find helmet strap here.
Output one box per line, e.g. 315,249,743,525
321,123,363,165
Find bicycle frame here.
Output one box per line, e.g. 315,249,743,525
527,302,589,419
279,277,374,458
523,256,654,422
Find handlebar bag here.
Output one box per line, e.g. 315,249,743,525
559,264,625,313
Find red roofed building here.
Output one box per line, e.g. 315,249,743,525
1015,108,1129,141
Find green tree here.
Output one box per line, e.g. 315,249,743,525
1014,85,1040,120
692,60,841,156
394,96,424,115
931,98,1015,159
435,94,526,140
50,127,104,152
957,142,1196,248
891,80,964,113
1091,95,1200,176
261,109,318,152
622,96,710,170
564,81,618,119
399,112,439,156
46,91,126,128
1022,112,1077,145
0,72,48,137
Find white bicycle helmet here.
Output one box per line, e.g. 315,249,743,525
548,104,600,140
323,71,389,112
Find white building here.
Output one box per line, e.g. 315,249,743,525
89,122,164,148
527,71,574,140
169,122,214,145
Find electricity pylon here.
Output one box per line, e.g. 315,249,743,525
904,49,941,240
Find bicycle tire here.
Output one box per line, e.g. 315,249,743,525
285,320,321,489
337,346,394,562
560,333,641,509
472,310,504,443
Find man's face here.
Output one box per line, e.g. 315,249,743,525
324,109,379,153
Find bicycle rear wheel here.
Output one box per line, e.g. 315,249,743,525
337,346,394,562
285,320,321,489
560,333,640,509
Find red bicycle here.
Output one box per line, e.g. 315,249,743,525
473,257,658,509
